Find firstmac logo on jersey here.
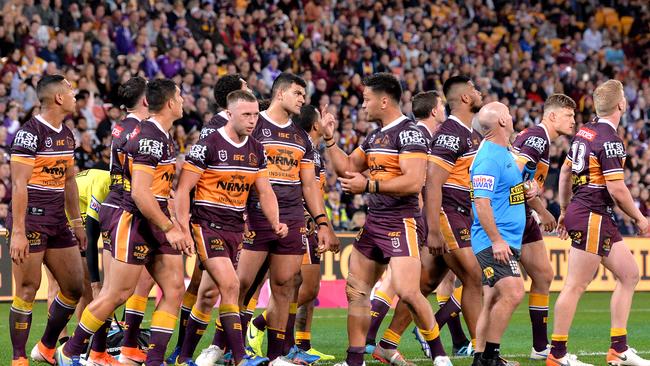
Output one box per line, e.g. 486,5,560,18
603,141,625,158
399,130,425,146
472,174,495,191
188,144,208,164
524,136,547,153
435,134,460,152
14,130,39,152
138,138,163,159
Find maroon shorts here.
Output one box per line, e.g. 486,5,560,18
417,216,427,247
110,209,180,265
564,204,622,257
192,219,243,265
302,232,321,265
439,206,472,250
354,214,422,265
99,204,120,253
522,211,544,245
243,220,307,255
6,215,76,253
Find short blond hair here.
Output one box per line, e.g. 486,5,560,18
593,79,624,116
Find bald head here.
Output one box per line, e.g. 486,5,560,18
477,102,510,135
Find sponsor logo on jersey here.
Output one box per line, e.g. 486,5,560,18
399,129,426,146
210,238,225,251
188,144,208,164
509,183,525,205
90,196,101,213
13,130,38,152
434,134,460,152
523,135,547,153
216,175,251,197
267,149,298,171
200,127,216,139
473,174,495,191
576,128,596,141
603,141,625,158
112,125,124,138
138,138,164,159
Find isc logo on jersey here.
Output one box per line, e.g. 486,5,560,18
472,174,495,191
399,130,425,146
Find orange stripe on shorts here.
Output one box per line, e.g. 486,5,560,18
192,223,208,262
439,210,459,250
586,212,602,254
403,218,420,259
116,211,133,262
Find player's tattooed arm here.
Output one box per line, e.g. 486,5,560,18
9,161,33,264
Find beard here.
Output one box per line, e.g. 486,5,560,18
470,101,482,114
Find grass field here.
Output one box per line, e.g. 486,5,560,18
3,292,650,365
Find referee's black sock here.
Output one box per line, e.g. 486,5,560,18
484,342,500,359
472,352,483,366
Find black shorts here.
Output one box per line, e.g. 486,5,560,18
475,246,521,287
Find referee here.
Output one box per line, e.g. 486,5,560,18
469,102,537,366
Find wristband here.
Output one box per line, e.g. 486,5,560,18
161,220,174,233
323,136,334,142
375,180,379,193
326,140,336,148
71,218,83,224
313,213,327,222
317,222,329,227
364,179,370,193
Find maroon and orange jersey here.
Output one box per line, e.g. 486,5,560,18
184,127,268,231
512,124,550,188
247,111,315,226
199,111,229,139
314,147,326,195
120,119,176,214
357,116,427,218
429,116,482,212
104,114,140,208
565,119,626,215
10,116,76,225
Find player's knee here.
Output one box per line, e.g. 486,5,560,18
618,268,640,288
220,278,240,299
345,273,371,311
395,288,421,307
302,284,319,303
59,279,85,301
199,286,220,305
293,271,303,288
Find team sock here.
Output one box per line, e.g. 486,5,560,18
63,310,105,357
346,346,365,366
529,293,550,352
211,318,227,348
283,303,298,354
611,328,628,353
267,327,286,359
90,318,112,353
240,298,257,339
9,296,33,359
177,307,210,363
420,325,446,358
41,292,78,348
295,331,311,351
122,295,147,348
251,310,268,332
176,292,197,349
366,290,392,345
378,328,400,350
146,310,177,365
221,304,246,363
550,334,568,359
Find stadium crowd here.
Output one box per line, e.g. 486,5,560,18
0,0,649,232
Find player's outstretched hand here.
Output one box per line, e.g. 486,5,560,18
273,222,289,238
426,229,447,256
491,240,512,264
10,232,29,265
556,212,568,240
73,226,88,251
339,171,367,194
